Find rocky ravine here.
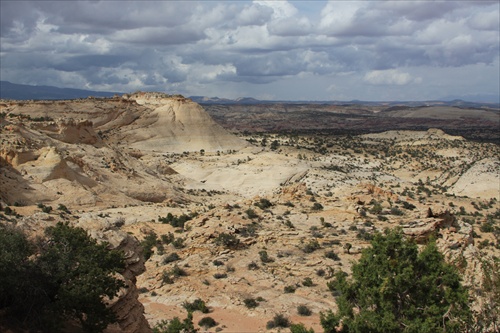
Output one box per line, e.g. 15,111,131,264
1,94,499,332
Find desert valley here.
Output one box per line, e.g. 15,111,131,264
0,92,499,332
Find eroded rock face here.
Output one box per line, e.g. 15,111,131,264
99,231,151,333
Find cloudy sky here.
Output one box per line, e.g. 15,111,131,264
1,1,499,101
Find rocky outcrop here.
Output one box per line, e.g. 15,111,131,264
107,93,249,153
88,228,151,333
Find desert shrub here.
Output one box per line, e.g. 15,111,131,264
243,298,259,309
215,232,240,248
259,250,274,263
239,223,258,237
172,237,185,249
213,272,227,279
158,213,194,229
161,271,174,285
324,250,340,261
153,314,195,333
182,298,209,313
266,314,290,329
480,221,495,233
254,198,273,210
57,204,70,213
321,229,471,333
377,215,388,221
312,203,324,211
245,208,259,219
161,232,175,244
163,252,180,264
290,323,315,333
170,265,187,277
198,316,217,328
356,229,373,241
401,201,416,210
302,277,314,287
302,239,320,253
297,304,312,316
247,261,259,270
369,201,383,214
141,232,159,260
284,285,297,293
212,259,224,266
390,206,404,216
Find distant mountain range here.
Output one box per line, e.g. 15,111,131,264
1,81,498,107
0,81,120,100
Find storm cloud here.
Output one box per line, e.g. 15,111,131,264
1,0,498,101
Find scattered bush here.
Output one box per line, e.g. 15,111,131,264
390,207,404,216
297,304,312,316
57,204,70,213
324,250,340,261
244,298,259,309
158,213,194,229
198,316,217,328
163,252,180,264
266,314,290,329
312,203,324,211
182,298,209,313
302,277,314,287
254,198,273,210
153,315,195,333
141,232,159,260
259,250,274,263
247,261,260,270
215,232,240,248
302,240,320,253
172,237,185,249
213,273,227,279
284,285,297,293
290,323,315,333
212,259,224,266
246,208,259,219
170,265,187,277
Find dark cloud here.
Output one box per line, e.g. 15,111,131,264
0,0,498,101
53,55,131,72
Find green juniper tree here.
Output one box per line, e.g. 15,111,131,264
321,229,471,333
0,222,125,332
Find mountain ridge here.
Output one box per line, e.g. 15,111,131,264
2,81,498,107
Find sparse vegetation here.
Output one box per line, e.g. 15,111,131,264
182,298,209,313
214,232,240,248
266,314,290,329
297,304,312,316
243,298,259,309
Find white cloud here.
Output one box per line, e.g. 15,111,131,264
363,69,415,86
254,1,298,19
